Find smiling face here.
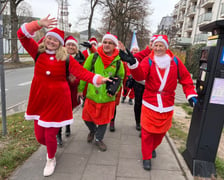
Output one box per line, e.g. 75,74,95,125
65,42,78,55
153,42,167,56
102,38,116,56
45,35,60,51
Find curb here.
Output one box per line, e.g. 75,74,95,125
0,100,27,116
166,132,194,180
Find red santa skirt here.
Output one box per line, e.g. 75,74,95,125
82,98,115,125
141,105,173,134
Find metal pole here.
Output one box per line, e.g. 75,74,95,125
0,0,7,136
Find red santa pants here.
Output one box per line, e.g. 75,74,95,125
141,127,166,160
34,120,60,159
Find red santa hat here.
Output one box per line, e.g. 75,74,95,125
45,28,64,45
150,34,158,42
102,32,118,46
65,36,79,49
89,37,98,46
152,35,169,49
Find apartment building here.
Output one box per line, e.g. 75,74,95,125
172,0,224,46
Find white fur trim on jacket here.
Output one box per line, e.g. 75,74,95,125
142,100,174,113
93,74,101,87
127,59,139,69
38,119,74,128
187,94,198,100
25,113,74,127
21,23,35,38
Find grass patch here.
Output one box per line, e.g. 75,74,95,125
216,157,224,179
0,112,39,180
181,103,193,116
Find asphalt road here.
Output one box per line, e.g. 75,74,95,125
4,67,34,109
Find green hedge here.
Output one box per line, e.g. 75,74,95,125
185,44,206,79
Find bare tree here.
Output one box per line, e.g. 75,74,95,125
100,0,152,48
78,0,103,39
10,0,23,63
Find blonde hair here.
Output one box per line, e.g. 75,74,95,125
38,38,67,61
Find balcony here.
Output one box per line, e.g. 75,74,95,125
189,0,197,2
185,23,193,32
177,29,182,35
201,0,215,8
220,3,224,18
176,37,192,46
180,1,186,10
198,12,212,26
194,33,208,43
178,15,184,22
187,6,196,17
172,9,178,17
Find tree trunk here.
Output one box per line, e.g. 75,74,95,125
10,0,20,63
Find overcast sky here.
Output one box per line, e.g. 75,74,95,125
25,0,179,33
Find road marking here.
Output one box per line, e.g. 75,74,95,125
18,81,32,86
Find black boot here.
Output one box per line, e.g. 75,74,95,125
143,159,151,171
121,96,126,103
128,98,133,105
57,128,63,147
65,125,71,137
136,123,141,131
152,150,157,158
109,121,115,132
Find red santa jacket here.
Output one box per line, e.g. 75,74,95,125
17,24,98,127
129,49,197,113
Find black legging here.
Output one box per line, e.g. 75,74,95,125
133,81,145,125
110,107,117,122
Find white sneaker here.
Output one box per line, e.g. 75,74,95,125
43,156,56,177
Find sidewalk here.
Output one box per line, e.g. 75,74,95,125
9,97,193,180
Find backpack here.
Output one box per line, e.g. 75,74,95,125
35,52,71,80
90,52,121,77
148,56,180,80
90,52,122,96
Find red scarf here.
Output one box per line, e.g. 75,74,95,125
97,45,119,68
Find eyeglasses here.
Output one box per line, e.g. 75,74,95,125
103,41,114,45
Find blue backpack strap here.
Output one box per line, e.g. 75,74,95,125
148,58,152,66
173,56,178,66
173,56,180,80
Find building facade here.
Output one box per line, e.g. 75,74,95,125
171,0,224,46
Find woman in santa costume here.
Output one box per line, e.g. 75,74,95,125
17,15,110,177
119,35,198,171
78,33,125,152
56,36,86,146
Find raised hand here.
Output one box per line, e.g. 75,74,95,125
80,41,92,48
39,14,57,28
119,48,136,65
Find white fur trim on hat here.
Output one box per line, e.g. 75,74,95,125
102,34,118,46
65,39,78,48
153,36,168,49
46,31,64,45
89,40,98,46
